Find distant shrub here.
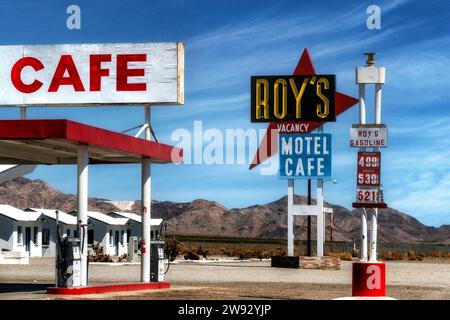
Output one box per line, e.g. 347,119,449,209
407,250,417,261
184,250,200,260
325,252,352,261
383,251,404,261
165,237,182,262
88,241,113,262
196,246,209,259
431,252,440,258
352,249,360,258
338,252,353,261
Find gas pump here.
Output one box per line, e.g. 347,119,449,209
150,241,165,282
55,211,82,288
149,220,167,282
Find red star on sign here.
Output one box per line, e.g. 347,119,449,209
249,48,359,170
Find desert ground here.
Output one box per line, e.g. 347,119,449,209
0,257,449,300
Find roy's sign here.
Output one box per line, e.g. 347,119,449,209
349,124,387,148
0,42,184,106
279,133,332,179
251,75,335,122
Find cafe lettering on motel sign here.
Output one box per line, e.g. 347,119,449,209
251,75,335,122
279,133,332,179
0,42,184,106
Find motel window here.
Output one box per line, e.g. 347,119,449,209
42,229,50,246
33,227,38,245
121,230,124,246
127,229,131,244
74,230,78,238
109,230,113,246
88,230,94,245
67,229,71,237
17,226,23,245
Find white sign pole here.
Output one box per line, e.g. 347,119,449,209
20,106,26,119
370,83,383,262
358,82,368,262
361,208,368,261
316,178,324,257
359,84,366,124
370,208,378,262
141,107,152,282
317,125,325,256
287,179,294,256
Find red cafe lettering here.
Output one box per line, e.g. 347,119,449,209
11,54,147,93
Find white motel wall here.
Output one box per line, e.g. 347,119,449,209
0,205,161,258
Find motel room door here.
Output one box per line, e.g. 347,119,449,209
115,231,119,256
25,227,31,253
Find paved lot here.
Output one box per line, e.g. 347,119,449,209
0,258,449,299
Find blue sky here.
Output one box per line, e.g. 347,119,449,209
0,0,449,226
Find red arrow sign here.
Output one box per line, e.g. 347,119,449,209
249,48,358,170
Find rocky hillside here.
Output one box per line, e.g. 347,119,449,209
0,177,119,213
0,178,448,244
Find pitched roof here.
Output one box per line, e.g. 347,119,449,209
0,204,40,222
86,211,129,226
107,211,163,226
26,208,77,225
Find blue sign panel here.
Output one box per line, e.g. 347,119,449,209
279,133,332,179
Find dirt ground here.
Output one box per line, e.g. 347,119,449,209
0,258,449,300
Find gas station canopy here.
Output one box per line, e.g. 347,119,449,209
0,120,182,165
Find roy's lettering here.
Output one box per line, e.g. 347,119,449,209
251,75,336,122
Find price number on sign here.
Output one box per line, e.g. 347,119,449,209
358,152,380,169
357,188,380,203
357,172,380,186
355,152,382,205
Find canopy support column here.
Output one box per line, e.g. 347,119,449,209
77,144,89,286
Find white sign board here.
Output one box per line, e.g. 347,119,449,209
349,125,387,148
0,42,184,106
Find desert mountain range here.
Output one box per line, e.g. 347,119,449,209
0,177,448,244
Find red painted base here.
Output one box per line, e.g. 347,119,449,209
47,281,170,295
352,262,386,297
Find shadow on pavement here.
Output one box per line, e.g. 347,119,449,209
0,283,52,294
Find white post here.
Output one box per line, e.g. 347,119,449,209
141,106,151,282
359,84,366,124
323,210,326,244
358,82,368,262
77,144,88,286
361,208,368,261
371,83,382,262
370,209,378,262
20,106,27,119
316,179,324,257
375,84,382,124
287,179,294,256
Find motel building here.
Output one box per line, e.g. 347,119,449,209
68,210,130,257
0,205,164,261
25,208,78,257
0,205,43,260
107,211,164,241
